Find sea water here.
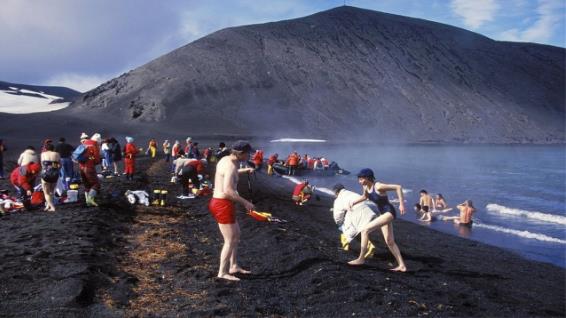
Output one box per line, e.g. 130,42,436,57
263,143,566,268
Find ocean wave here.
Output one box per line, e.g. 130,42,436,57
270,138,327,143
486,204,566,225
474,222,566,244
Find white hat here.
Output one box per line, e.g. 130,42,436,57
186,137,192,142
91,133,102,143
80,132,88,140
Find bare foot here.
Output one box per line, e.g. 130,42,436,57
348,258,365,266
217,273,240,281
390,265,407,272
229,266,251,274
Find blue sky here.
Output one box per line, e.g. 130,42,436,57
1,0,564,92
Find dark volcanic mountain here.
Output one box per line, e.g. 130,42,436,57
70,6,565,143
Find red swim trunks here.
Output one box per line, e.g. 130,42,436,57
208,198,236,224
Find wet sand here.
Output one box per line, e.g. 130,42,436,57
0,156,564,317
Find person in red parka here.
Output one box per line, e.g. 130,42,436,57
251,150,264,170
10,162,41,200
80,134,102,207
124,136,138,181
292,180,313,205
286,152,300,176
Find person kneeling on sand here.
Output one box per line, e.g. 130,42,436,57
292,179,313,205
332,183,376,257
349,168,407,271
208,141,255,281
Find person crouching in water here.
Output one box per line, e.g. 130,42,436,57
80,134,102,207
442,200,475,226
332,183,377,256
124,137,138,181
349,168,407,271
292,179,313,205
208,141,255,281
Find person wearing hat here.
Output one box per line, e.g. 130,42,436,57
348,168,407,271
208,140,255,281
10,162,41,202
17,146,38,167
332,183,378,255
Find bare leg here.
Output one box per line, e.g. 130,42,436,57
381,222,406,272
349,213,394,265
228,222,251,274
217,223,240,281
42,181,56,212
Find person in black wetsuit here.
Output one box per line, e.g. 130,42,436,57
349,168,407,271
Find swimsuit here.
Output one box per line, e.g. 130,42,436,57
367,186,397,219
209,198,236,224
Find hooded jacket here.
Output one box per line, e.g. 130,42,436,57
11,163,41,191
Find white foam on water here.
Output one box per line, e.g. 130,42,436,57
486,203,566,225
270,138,327,143
474,222,566,244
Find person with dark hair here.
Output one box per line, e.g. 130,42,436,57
0,139,6,179
109,137,122,176
41,143,61,212
41,139,53,153
332,183,377,255
433,193,449,211
190,142,201,159
349,168,407,271
55,137,75,191
216,142,229,160
418,190,433,222
18,146,38,166
208,140,255,281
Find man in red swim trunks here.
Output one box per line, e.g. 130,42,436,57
209,140,255,281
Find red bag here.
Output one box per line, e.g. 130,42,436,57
30,191,45,207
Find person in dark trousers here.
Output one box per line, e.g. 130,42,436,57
0,139,6,179
55,137,75,191
110,137,122,176
179,160,205,197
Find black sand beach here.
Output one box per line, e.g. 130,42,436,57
0,155,564,317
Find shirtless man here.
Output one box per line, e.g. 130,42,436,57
208,141,255,281
418,190,433,222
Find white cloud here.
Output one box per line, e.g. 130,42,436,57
45,73,114,92
450,0,499,29
499,0,565,44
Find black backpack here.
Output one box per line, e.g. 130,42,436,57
41,161,60,183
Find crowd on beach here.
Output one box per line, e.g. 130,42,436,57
0,136,475,281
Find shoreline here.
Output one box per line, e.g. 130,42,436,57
0,156,564,316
